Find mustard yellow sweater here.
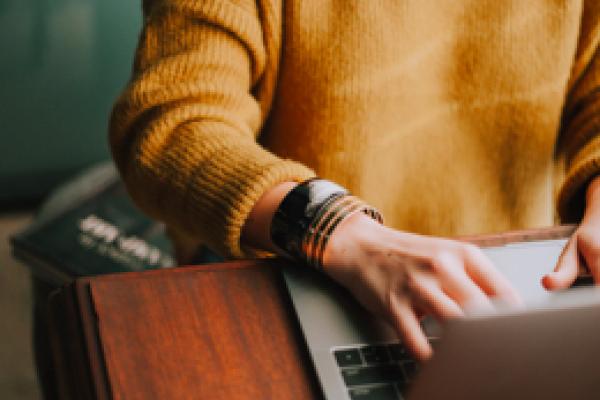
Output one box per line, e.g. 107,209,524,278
110,0,600,259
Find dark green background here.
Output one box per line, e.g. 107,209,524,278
0,0,141,204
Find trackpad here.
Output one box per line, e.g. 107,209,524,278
482,239,567,303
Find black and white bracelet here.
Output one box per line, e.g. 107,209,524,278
270,179,383,269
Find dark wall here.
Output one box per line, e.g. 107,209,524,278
0,0,141,205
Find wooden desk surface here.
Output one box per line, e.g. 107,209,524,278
48,226,576,400
49,261,323,400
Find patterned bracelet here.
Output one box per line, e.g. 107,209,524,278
270,179,383,269
303,195,382,269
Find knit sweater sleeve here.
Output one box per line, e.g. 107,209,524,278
109,0,315,258
556,1,600,222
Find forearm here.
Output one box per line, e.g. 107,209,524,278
110,1,315,257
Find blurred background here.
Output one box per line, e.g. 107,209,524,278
0,0,141,397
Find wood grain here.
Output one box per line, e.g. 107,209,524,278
85,261,322,400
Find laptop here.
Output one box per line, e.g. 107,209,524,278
282,238,600,400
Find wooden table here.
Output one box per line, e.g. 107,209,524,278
47,226,578,400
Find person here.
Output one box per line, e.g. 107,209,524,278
110,0,600,361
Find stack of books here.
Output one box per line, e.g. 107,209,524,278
11,163,176,286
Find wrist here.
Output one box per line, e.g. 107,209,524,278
321,211,385,271
266,178,383,268
241,181,298,254
584,175,600,219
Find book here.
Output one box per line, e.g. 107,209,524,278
11,163,176,286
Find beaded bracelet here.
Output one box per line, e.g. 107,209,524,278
270,179,383,269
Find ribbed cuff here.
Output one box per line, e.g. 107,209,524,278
180,142,315,258
220,159,316,259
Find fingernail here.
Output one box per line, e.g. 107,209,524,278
541,275,551,288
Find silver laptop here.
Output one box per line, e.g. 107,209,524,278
282,239,600,400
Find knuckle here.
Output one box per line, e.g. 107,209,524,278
428,250,460,273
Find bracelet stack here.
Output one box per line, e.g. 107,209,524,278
270,179,383,269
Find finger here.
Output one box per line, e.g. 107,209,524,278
543,236,578,290
388,294,432,361
578,232,600,284
407,273,464,320
462,245,522,305
430,253,493,311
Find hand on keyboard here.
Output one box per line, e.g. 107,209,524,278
322,212,522,361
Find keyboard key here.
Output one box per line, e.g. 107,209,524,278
342,365,405,387
349,385,400,400
334,349,363,367
387,344,411,362
361,345,390,364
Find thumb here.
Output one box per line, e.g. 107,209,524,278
542,237,578,290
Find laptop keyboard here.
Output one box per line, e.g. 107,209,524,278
333,341,436,400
